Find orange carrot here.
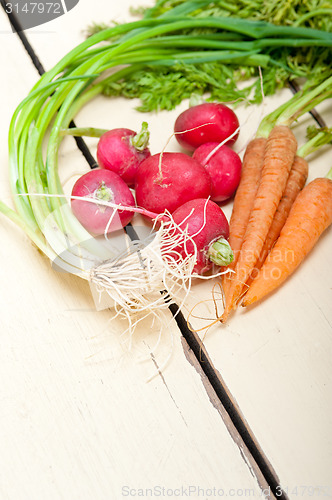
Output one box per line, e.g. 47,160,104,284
246,155,308,284
221,125,297,322
242,177,332,306
222,137,266,301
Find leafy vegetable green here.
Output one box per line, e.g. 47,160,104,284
102,60,292,111
84,0,332,111
142,0,332,31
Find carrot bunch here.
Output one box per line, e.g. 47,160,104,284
221,76,332,322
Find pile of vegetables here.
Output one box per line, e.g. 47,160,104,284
221,78,332,321
0,0,331,332
69,101,240,272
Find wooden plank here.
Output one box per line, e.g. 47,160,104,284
0,5,267,500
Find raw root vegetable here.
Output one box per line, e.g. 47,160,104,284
174,103,240,151
192,142,242,202
170,199,233,274
247,155,308,284
97,123,151,187
242,176,332,306
221,125,298,322
71,169,135,235
135,152,211,214
244,127,332,287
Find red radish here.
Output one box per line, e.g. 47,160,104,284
193,142,242,202
174,102,239,151
135,152,211,214
97,122,151,187
170,198,233,274
71,169,135,235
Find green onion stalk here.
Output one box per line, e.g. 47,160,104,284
0,10,331,321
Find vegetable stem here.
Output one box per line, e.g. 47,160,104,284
297,128,332,158
131,121,150,151
0,200,54,260
208,238,234,266
293,9,332,27
60,127,108,138
326,167,332,181
257,75,332,137
276,75,332,126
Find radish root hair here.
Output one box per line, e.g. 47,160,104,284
20,192,229,339
87,214,200,338
238,66,266,154
88,205,229,337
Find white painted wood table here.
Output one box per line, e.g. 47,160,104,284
0,2,331,500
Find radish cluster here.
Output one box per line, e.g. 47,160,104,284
71,102,242,274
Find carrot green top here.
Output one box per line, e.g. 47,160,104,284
256,75,332,139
